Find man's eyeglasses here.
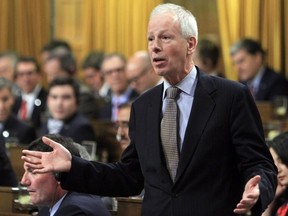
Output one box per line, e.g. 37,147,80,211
16,70,37,78
103,66,125,76
128,66,149,83
114,121,129,129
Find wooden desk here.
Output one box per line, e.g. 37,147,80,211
116,197,142,216
0,212,30,216
256,101,273,124
0,187,17,212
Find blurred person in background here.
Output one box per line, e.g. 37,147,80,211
126,50,163,94
81,51,110,99
194,37,224,77
0,51,20,95
99,53,138,122
230,38,288,101
39,77,96,144
0,77,36,147
13,56,47,132
41,39,72,64
43,53,100,119
263,133,288,216
115,103,131,152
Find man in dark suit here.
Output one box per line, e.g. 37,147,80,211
230,38,288,101
0,140,18,186
0,77,36,186
13,56,47,131
22,3,277,216
99,53,139,121
40,77,96,144
0,77,36,147
21,134,110,216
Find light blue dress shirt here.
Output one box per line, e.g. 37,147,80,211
162,66,198,150
50,192,67,216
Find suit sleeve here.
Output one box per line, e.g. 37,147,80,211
230,85,277,214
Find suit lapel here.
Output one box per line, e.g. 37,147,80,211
146,85,173,181
175,72,216,182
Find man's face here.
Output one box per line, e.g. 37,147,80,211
231,49,262,82
47,85,77,120
82,67,103,93
102,56,128,95
15,62,41,93
116,106,131,151
126,58,151,94
21,163,59,206
147,13,195,83
44,59,68,84
0,57,14,81
0,88,14,122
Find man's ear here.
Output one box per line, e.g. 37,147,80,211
187,37,197,55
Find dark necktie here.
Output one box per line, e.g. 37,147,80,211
161,86,179,182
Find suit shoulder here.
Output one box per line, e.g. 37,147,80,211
200,72,248,94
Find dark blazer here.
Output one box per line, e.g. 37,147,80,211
40,112,96,144
60,70,277,216
37,191,110,216
0,143,18,186
12,87,48,129
0,114,37,146
99,88,139,120
248,67,288,101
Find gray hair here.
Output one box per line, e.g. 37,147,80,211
150,3,198,41
0,77,14,93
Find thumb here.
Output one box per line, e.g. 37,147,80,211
247,175,261,187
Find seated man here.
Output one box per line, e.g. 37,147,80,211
230,38,288,101
0,77,36,146
115,103,131,152
193,38,224,77
21,134,110,216
13,56,47,131
126,50,163,95
40,77,96,144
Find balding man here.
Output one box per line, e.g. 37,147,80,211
126,51,163,94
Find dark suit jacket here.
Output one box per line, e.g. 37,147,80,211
60,70,277,216
0,143,18,186
40,112,96,144
12,87,48,129
0,114,37,146
99,88,139,120
246,67,288,101
37,191,110,216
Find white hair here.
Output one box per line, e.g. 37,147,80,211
150,3,198,42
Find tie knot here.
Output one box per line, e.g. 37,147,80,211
166,87,179,99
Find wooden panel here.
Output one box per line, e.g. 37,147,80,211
116,197,142,216
54,0,85,69
256,102,273,124
0,187,15,212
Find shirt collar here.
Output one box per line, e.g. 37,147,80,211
247,66,265,90
162,66,197,100
50,192,68,216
